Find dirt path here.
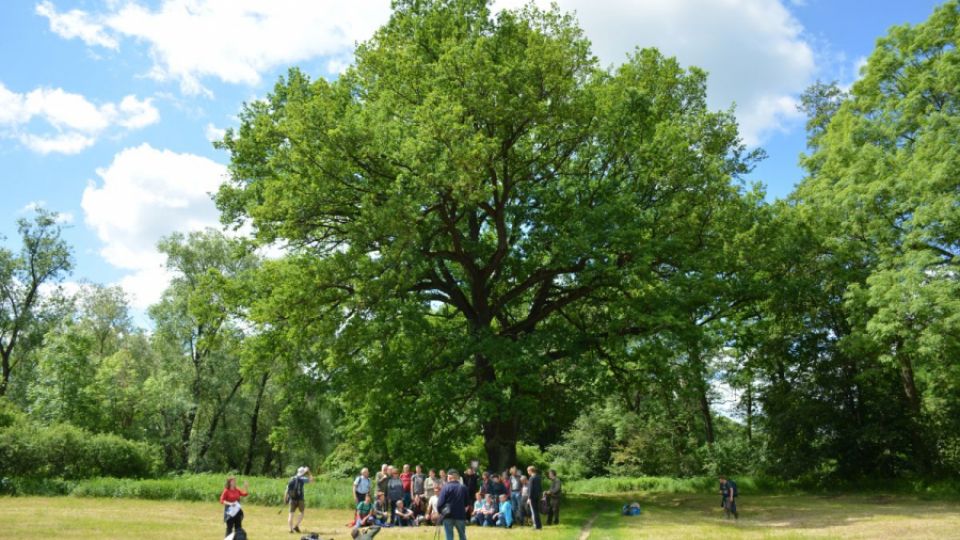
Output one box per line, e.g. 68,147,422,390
578,512,599,540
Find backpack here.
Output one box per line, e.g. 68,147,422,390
287,475,304,501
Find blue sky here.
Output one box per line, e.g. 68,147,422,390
0,0,947,315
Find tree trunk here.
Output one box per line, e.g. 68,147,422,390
483,417,519,473
195,376,244,470
896,350,922,416
689,347,714,445
0,349,10,397
180,407,197,469
745,381,753,443
698,384,715,445
244,372,269,475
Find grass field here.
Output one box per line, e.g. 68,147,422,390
1,493,958,539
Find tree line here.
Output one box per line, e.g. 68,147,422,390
2,0,959,482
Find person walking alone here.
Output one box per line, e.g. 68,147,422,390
285,466,314,533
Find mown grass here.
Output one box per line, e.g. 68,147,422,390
1,492,959,540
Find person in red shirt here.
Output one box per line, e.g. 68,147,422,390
219,476,249,537
400,464,413,508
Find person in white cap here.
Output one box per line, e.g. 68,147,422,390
285,466,314,533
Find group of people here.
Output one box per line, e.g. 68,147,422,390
218,467,740,539
350,463,562,539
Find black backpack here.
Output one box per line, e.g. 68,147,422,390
233,528,247,540
286,476,304,500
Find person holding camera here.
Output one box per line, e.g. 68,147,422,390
436,469,470,540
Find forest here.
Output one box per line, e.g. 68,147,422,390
2,0,959,487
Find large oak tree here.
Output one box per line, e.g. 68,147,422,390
217,0,755,470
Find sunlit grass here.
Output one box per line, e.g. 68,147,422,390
1,493,958,539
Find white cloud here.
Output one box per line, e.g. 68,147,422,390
36,0,119,50
0,82,159,154
20,132,96,154
41,0,393,95
40,0,813,144
205,122,226,142
495,0,815,145
81,144,227,308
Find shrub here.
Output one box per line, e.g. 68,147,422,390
0,422,160,479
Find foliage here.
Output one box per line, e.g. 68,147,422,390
216,0,758,472
0,209,73,397
0,422,160,479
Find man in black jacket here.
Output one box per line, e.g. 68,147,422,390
436,469,469,540
527,466,543,530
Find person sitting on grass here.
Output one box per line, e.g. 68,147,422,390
479,494,497,527
355,493,376,528
494,494,513,528
411,494,428,525
373,492,391,526
470,492,485,525
393,500,415,527
219,476,249,539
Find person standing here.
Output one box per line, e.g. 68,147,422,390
412,465,426,503
508,467,522,523
400,464,413,508
546,470,562,525
375,464,389,500
527,466,543,530
519,475,530,526
720,475,739,520
285,466,314,533
462,466,479,503
387,467,405,522
436,469,469,540
424,469,438,499
219,476,249,538
354,467,371,504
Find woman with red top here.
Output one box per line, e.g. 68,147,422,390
219,476,249,537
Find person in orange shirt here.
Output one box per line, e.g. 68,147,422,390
219,476,249,537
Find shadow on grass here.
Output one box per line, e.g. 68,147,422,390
582,492,960,533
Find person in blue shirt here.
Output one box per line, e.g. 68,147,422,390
494,494,513,528
719,475,738,520
436,469,470,540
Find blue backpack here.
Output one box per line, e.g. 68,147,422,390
621,503,641,516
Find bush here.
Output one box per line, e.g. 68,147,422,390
0,422,160,479
15,473,355,508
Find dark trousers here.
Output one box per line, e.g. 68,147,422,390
355,490,367,504
530,499,542,529
225,509,243,536
546,494,560,524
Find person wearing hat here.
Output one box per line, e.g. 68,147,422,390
285,466,314,533
436,469,470,540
